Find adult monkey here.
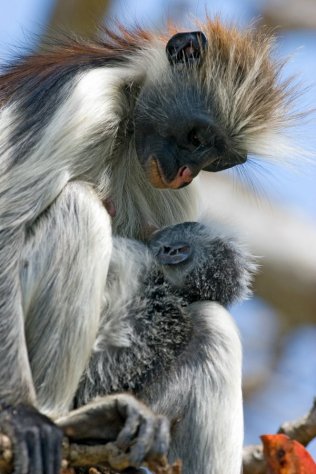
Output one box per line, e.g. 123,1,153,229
0,19,295,474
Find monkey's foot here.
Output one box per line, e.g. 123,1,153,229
113,395,170,467
0,403,63,474
58,394,170,470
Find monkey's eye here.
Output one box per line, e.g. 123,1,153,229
187,129,202,148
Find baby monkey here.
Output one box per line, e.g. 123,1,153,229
75,219,255,474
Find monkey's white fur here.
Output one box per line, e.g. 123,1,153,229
163,302,243,474
20,183,112,416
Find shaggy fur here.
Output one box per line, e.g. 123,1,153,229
0,17,299,474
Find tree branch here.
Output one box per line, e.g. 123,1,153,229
278,398,316,446
0,436,181,474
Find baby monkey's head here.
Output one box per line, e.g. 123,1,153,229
149,221,256,306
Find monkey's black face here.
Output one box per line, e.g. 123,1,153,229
133,31,247,189
134,104,246,189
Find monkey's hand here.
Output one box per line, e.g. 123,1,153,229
0,402,63,474
58,394,170,469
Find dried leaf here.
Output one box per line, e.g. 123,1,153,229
261,433,316,474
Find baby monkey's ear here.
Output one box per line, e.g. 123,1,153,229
166,31,207,64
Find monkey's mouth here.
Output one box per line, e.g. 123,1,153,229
147,156,194,189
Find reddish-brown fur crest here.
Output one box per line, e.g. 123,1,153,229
199,18,294,141
0,16,294,140
0,24,153,106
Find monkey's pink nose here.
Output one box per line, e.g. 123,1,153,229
177,166,193,184
168,166,193,188
147,157,194,189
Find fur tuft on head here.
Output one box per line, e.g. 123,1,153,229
166,18,300,161
202,20,292,151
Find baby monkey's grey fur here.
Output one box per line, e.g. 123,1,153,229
75,218,255,473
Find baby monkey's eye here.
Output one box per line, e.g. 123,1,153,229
187,129,202,148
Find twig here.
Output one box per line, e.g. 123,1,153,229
0,435,181,474
242,398,316,474
278,398,316,445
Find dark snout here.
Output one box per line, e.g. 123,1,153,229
135,112,247,189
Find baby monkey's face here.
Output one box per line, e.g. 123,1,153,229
148,221,254,307
148,221,211,288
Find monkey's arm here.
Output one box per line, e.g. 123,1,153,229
142,302,243,474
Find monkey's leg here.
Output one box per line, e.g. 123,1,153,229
20,181,112,417
143,302,243,474
0,182,111,474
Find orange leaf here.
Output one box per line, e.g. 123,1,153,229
261,433,316,474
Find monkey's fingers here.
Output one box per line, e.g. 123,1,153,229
115,405,156,465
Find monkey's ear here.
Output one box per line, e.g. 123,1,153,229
166,31,207,65
156,242,192,265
